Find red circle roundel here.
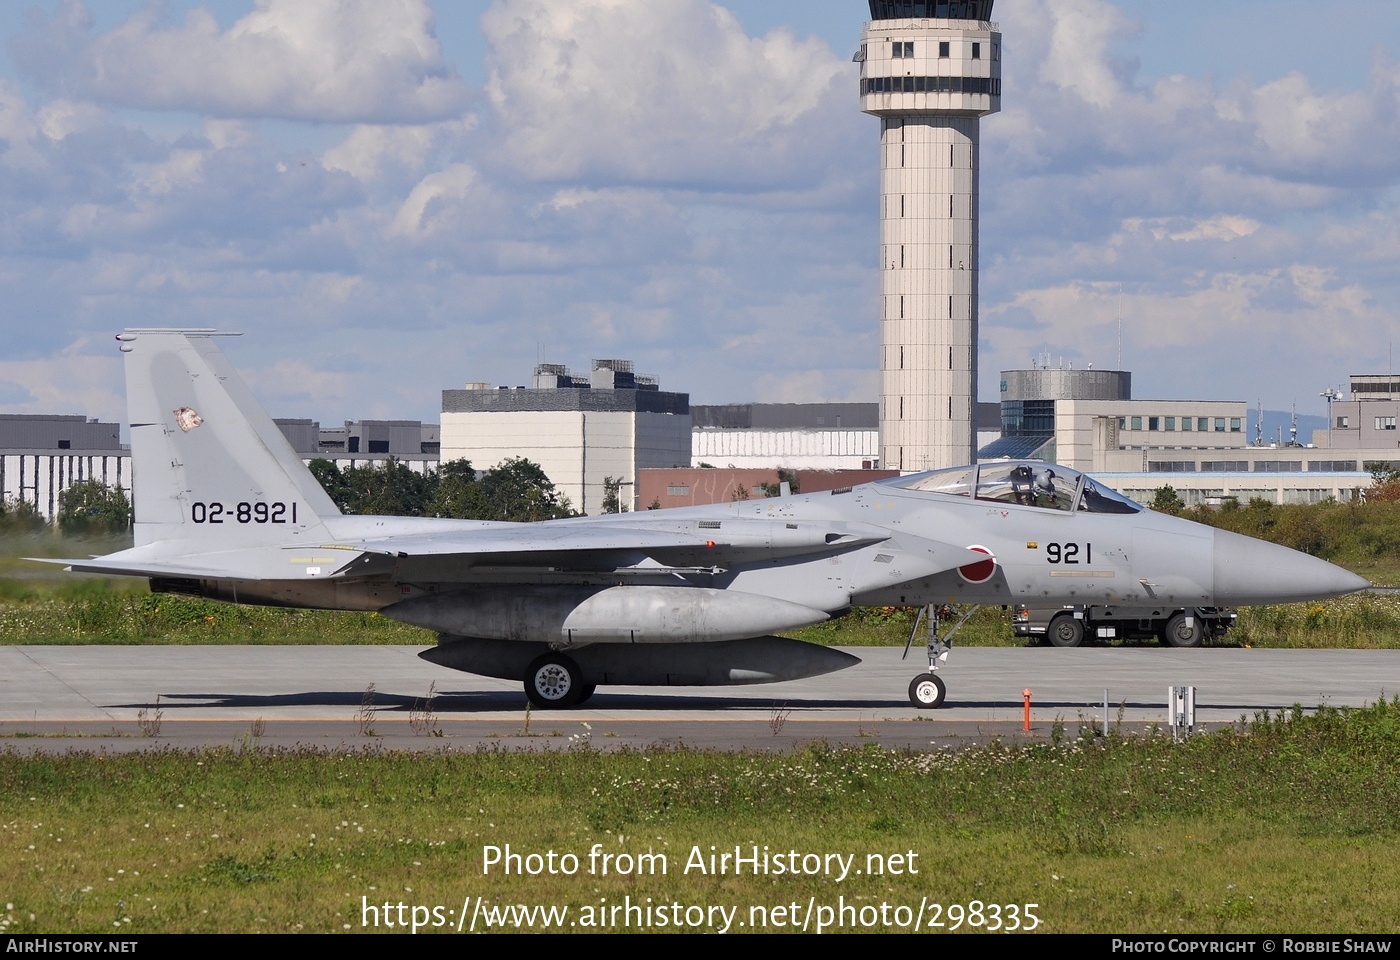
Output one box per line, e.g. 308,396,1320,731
958,545,997,584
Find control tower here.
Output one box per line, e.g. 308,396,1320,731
858,1,1001,471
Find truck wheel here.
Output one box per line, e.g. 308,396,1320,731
1162,612,1204,648
1047,614,1085,648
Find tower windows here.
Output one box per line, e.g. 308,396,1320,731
901,195,905,217
892,41,914,58
972,42,981,59
949,346,953,369
938,41,949,58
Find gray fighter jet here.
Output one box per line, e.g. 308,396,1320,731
59,330,1369,709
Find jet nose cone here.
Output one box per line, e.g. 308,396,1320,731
1213,528,1370,605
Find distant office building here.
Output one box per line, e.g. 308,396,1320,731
690,401,1000,470
441,360,691,515
0,414,128,521
1349,375,1400,400
982,364,1399,505
286,419,440,474
1319,395,1400,450
982,365,1131,461
691,403,881,470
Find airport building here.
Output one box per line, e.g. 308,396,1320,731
858,0,1001,472
276,419,439,474
0,414,129,521
691,403,881,470
690,400,1002,471
440,360,691,515
981,365,1398,505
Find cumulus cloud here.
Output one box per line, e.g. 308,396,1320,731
481,0,855,184
0,344,122,421
16,0,471,123
978,0,1400,407
390,163,478,237
322,118,474,181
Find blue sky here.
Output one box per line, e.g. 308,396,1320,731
0,0,1397,426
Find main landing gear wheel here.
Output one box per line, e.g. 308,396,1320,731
908,673,946,709
525,653,585,708
1161,611,1205,648
1047,613,1085,648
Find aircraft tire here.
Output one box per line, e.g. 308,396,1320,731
575,684,597,706
1162,612,1204,648
1047,614,1085,648
908,673,946,709
525,653,585,708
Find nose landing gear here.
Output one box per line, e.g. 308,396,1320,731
903,603,980,709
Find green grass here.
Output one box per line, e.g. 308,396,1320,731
3,700,1400,933
0,582,424,645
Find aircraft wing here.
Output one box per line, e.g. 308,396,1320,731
326,517,899,577
329,518,995,583
41,518,991,584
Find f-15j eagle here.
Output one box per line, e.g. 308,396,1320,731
60,330,1369,709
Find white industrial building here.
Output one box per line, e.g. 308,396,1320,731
0,414,129,521
691,403,880,470
982,366,1395,505
859,0,1001,472
440,361,690,515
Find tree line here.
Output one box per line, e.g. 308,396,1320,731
308,457,578,521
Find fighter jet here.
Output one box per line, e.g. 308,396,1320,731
58,330,1369,709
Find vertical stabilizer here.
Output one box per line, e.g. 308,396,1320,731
118,329,339,547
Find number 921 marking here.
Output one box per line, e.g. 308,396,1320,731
191,501,297,524
1045,542,1089,564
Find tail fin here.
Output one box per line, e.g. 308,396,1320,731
119,329,339,547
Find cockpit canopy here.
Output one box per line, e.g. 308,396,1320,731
879,461,1142,514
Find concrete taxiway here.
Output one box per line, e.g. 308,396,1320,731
1,645,1395,752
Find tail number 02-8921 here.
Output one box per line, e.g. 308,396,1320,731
191,501,298,524
1045,542,1089,564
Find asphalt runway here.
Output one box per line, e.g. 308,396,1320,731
1,644,1395,752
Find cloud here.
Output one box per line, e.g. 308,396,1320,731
480,0,856,184
0,341,122,421
390,163,478,237
16,0,472,123
322,118,474,181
